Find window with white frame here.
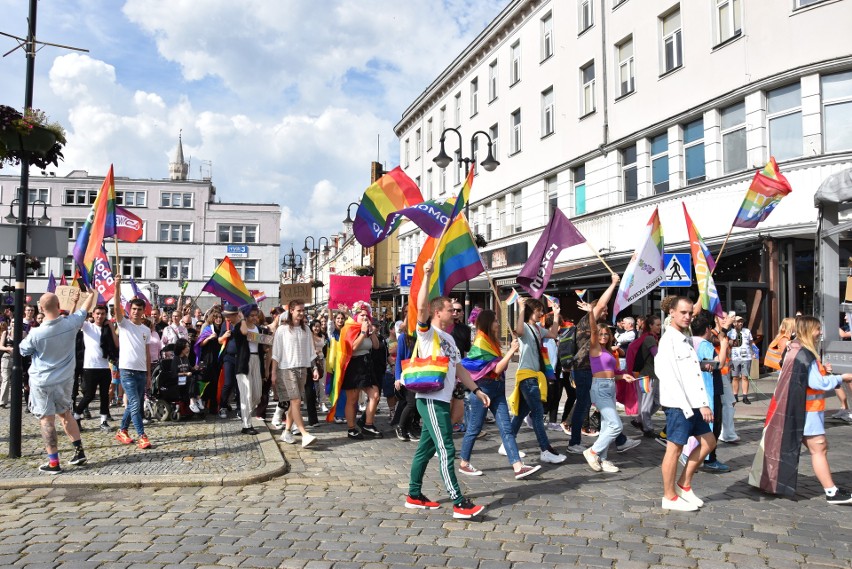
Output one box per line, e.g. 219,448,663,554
497,197,507,237
218,224,257,243
454,150,462,186
579,0,594,33
546,176,558,218
440,167,447,195
714,0,742,45
161,192,193,208
541,12,553,60
796,0,827,7
63,256,74,278
158,258,191,280
27,188,49,203
63,220,86,241
661,9,683,74
488,60,498,102
212,258,257,281
767,83,803,160
64,189,97,205
159,222,192,242
541,87,555,137
415,129,422,159
14,256,48,277
470,78,479,117
574,165,586,216
651,133,669,194
404,138,410,167
489,123,499,160
622,145,638,202
454,92,461,126
822,71,852,152
617,37,635,97
426,168,433,200
116,190,146,207
721,101,747,173
471,137,480,170
510,41,521,85
414,176,421,191
510,109,522,154
426,118,433,150
110,256,144,279
580,62,595,116
684,118,705,185
439,106,446,131
513,191,523,233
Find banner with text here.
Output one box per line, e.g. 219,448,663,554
329,275,373,313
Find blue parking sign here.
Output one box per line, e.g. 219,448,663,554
400,264,415,287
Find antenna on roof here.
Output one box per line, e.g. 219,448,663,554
376,134,380,163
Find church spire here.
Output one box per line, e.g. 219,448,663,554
169,130,189,181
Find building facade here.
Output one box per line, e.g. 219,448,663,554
394,0,852,345
0,138,281,309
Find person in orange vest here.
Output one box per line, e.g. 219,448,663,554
749,316,852,503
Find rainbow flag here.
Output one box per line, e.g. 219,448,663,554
574,289,586,299
461,330,503,380
202,256,255,307
540,345,555,380
353,167,424,247
72,165,117,284
407,215,485,333
543,293,560,308
683,203,724,317
505,288,520,305
448,165,475,222
733,157,792,228
325,319,361,421
612,208,665,321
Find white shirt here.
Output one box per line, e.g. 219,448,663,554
161,323,188,348
414,322,461,404
727,327,753,361
117,318,150,372
271,323,316,369
655,325,710,418
81,321,110,369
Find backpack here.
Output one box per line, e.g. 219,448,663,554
557,325,577,372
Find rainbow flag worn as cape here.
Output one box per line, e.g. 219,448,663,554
733,157,792,229
72,165,117,284
325,319,362,421
202,256,255,307
683,203,724,317
461,330,503,380
194,323,217,363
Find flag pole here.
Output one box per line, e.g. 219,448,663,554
712,223,735,276
113,234,121,279
585,241,615,275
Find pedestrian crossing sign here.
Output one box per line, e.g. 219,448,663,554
661,253,692,287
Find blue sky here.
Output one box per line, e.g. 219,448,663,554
0,0,507,249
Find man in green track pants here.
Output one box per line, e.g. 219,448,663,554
404,259,491,519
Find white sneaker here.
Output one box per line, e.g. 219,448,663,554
189,400,200,413
523,415,533,428
281,430,296,444
497,444,526,458
301,433,317,448
566,444,586,454
546,422,563,431
321,404,329,413
675,484,705,507
583,448,602,472
292,425,300,435
218,408,228,419
358,404,367,412
271,407,285,429
616,438,641,453
540,449,567,464
662,497,698,512
600,460,620,473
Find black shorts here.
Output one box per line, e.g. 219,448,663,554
342,354,378,391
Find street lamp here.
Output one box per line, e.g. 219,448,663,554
4,198,51,226
342,202,359,235
432,127,499,319
282,245,303,284
303,236,331,306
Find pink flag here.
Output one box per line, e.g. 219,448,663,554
517,209,586,298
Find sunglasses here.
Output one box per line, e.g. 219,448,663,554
452,308,463,313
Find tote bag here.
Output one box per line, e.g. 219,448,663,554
401,332,449,393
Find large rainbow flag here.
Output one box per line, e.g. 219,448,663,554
72,165,117,284
612,207,665,321
325,319,361,421
407,215,485,332
201,256,255,307
732,157,792,228
353,167,424,247
461,330,503,380
684,203,724,317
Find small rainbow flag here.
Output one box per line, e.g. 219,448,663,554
543,293,560,308
461,330,503,380
636,376,653,394
574,289,586,299
201,256,255,307
733,157,792,229
353,167,424,247
505,288,520,305
72,165,117,284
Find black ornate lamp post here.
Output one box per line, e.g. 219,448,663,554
302,236,331,307
432,127,499,319
342,202,359,235
282,245,303,284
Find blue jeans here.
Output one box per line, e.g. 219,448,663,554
120,369,146,436
590,378,623,460
570,369,593,446
461,379,521,465
220,355,240,412
510,376,551,451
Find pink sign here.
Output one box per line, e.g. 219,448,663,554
328,275,372,313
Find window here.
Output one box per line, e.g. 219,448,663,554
64,189,97,205
470,78,479,117
617,38,635,97
513,192,523,233
161,192,193,208
614,0,628,6
426,168,433,200
439,167,447,195
661,9,683,74
541,12,553,60
63,256,74,278
767,83,803,160
14,256,48,278
159,222,192,242
622,145,638,202
415,129,422,160
28,188,49,203
63,220,86,241
822,71,852,152
415,176,421,191
116,190,146,207
511,110,522,154
651,133,669,194
218,259,258,282
454,150,462,186
796,0,826,6
489,123,499,160
110,256,144,279
488,60,498,102
454,92,461,126
684,118,705,185
546,176,558,218
541,87,555,137
579,0,594,33
497,197,507,237
426,118,433,150
510,41,521,85
158,258,191,280
715,0,742,45
439,106,446,132
218,224,257,243
721,101,747,173
574,165,586,215
404,138,410,167
580,62,595,116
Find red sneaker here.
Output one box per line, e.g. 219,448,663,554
115,429,134,445
452,498,485,519
136,434,152,450
405,494,440,510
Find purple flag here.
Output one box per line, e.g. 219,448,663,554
517,209,586,298
356,198,456,247
46,270,57,293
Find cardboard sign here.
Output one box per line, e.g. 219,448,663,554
246,331,274,345
329,275,372,313
279,283,313,306
55,285,92,313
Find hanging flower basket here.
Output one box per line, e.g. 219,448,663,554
0,105,66,170
0,125,56,155
310,279,324,288
354,266,374,277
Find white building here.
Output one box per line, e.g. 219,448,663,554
0,137,281,309
395,0,852,342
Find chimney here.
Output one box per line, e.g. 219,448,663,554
371,161,385,184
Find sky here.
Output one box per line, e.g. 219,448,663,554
0,0,508,256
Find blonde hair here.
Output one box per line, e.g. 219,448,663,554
795,316,821,359
778,317,795,338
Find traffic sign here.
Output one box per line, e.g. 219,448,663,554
661,253,692,287
400,264,415,287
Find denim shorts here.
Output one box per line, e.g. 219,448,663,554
664,407,712,446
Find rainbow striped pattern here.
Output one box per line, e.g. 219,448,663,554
683,203,724,317
574,289,586,299
353,167,424,246
540,345,555,380
72,165,116,284
636,376,653,394
201,256,255,307
733,157,792,228
401,331,449,393
325,320,361,420
542,293,560,308
449,165,475,221
505,288,520,305
462,331,503,380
